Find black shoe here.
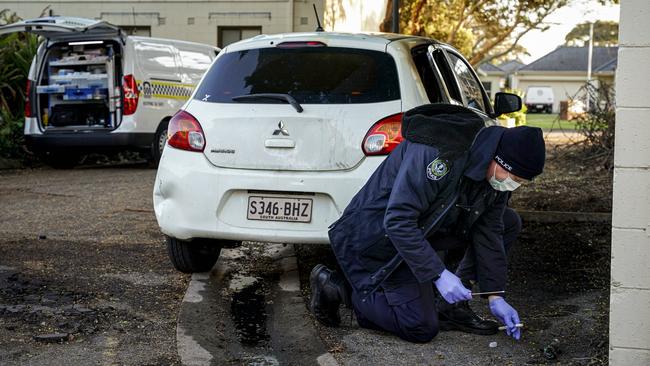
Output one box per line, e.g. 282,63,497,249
309,264,350,327
438,300,498,335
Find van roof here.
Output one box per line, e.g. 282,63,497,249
223,32,440,52
129,36,219,51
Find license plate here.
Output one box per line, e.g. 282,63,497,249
247,196,312,223
536,104,544,108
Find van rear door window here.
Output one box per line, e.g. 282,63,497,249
194,47,400,104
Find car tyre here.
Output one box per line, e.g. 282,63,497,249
151,119,169,167
166,236,221,273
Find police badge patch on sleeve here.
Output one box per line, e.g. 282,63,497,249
427,158,450,181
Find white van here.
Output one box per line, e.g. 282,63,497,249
0,16,218,167
525,86,554,114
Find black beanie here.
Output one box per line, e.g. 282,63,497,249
494,126,545,180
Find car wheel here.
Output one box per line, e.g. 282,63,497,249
166,236,221,273
151,119,170,166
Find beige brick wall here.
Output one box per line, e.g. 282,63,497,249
0,0,326,46
611,0,650,364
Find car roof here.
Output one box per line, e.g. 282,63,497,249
223,31,441,53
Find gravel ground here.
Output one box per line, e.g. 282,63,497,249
0,139,613,365
0,164,188,365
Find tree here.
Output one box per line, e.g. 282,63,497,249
564,20,618,47
0,9,39,158
379,0,607,66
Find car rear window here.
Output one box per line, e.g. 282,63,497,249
193,46,400,104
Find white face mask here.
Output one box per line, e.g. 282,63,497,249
489,164,521,192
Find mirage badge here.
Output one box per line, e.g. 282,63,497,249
427,158,450,181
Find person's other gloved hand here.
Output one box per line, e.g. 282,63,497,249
434,269,472,304
489,297,521,340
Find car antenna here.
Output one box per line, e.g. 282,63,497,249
313,4,324,32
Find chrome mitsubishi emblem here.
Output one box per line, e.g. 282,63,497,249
272,121,290,136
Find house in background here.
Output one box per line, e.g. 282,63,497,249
498,60,526,89
477,59,526,101
511,46,618,113
477,63,505,100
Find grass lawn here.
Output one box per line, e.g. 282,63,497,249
525,113,577,131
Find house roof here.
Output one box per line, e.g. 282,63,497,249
595,57,617,73
497,60,525,74
519,46,618,73
478,63,504,75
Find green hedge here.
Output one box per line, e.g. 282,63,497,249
0,10,38,159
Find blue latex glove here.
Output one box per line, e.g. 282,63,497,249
434,269,472,304
489,297,521,340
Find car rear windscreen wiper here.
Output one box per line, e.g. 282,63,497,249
232,93,304,113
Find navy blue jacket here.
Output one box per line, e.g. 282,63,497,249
328,105,509,299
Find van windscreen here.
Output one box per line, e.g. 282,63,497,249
193,47,400,104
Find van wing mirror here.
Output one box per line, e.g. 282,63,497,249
492,92,522,117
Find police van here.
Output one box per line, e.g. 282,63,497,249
0,16,218,167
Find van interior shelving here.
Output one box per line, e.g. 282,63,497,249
36,41,122,131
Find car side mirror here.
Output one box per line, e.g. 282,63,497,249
492,92,522,117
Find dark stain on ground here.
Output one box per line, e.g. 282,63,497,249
0,271,141,339
0,236,187,365
230,281,270,347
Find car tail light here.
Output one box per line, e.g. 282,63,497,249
24,80,33,117
276,41,326,48
362,113,404,156
167,110,206,152
122,74,139,115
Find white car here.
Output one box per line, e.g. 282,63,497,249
153,32,522,272
0,16,218,167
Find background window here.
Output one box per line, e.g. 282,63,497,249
119,26,151,37
218,26,262,48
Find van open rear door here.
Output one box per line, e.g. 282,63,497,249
0,16,124,43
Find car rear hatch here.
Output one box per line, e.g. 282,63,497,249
0,16,124,43
186,40,402,171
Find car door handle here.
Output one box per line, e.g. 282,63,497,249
264,138,295,148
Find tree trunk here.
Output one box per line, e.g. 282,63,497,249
379,0,394,32
410,0,427,36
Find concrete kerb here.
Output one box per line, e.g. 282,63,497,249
176,245,339,366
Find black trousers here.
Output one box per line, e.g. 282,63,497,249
351,207,522,343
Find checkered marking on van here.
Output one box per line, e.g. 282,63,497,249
137,80,194,100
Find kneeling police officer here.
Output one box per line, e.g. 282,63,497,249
309,104,545,343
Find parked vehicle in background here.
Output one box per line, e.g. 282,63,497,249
153,32,522,273
525,86,554,113
0,17,218,168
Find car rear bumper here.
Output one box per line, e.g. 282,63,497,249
153,146,383,244
25,131,154,152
